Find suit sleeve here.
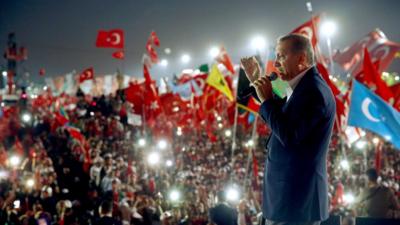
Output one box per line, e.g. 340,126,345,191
258,91,328,148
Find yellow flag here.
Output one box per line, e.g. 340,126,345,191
206,64,234,101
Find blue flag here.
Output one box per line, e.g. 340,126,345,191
169,80,202,100
348,80,400,149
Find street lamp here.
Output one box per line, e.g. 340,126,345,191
209,46,220,58
160,59,168,67
251,36,267,52
321,20,337,75
181,54,191,64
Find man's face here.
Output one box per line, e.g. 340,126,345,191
274,41,304,81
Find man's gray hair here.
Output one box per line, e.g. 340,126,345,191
278,34,315,65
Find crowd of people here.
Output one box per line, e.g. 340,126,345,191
0,85,399,225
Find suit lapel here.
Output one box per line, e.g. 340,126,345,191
282,66,318,111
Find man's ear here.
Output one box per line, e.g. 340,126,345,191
299,52,307,65
298,53,308,69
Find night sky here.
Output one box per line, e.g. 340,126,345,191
1,0,400,84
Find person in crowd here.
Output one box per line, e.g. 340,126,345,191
355,168,400,218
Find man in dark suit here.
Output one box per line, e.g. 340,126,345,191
209,191,238,225
241,34,336,225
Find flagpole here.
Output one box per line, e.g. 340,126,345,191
243,116,258,192
190,91,197,137
229,101,239,181
229,73,240,182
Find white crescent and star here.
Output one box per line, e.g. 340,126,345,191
371,45,390,62
110,32,121,45
361,98,380,122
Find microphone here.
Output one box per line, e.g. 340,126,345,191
237,72,278,100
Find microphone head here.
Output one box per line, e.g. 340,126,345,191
268,72,278,81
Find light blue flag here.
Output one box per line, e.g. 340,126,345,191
169,80,203,100
348,80,400,149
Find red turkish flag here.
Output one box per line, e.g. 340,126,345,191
142,66,162,125
291,15,321,49
150,31,160,47
79,67,94,83
390,83,400,111
316,63,340,96
96,29,124,49
145,31,161,64
247,97,261,113
317,63,349,132
65,126,85,143
159,93,187,116
112,50,124,59
359,48,394,104
215,47,235,74
333,29,400,76
146,40,159,63
125,81,145,114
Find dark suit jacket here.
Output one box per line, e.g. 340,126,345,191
209,203,238,225
258,66,336,222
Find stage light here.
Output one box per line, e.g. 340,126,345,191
21,113,31,123
138,138,146,147
9,155,21,167
169,189,180,202
166,160,173,167
246,140,254,147
158,139,168,150
226,187,240,202
147,152,160,165
225,130,232,137
355,140,367,150
340,159,350,171
343,193,355,204
26,178,35,188
372,137,380,144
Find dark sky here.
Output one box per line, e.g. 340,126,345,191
1,0,400,84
